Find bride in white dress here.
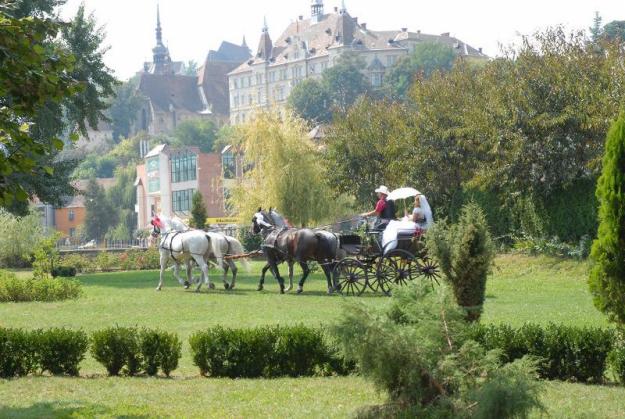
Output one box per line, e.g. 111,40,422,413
382,194,433,253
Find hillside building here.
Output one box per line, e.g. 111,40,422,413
228,0,487,124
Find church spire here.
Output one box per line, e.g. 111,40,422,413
340,0,347,14
156,3,163,46
311,0,324,23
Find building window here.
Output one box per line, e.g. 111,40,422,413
170,151,197,183
280,69,287,80
386,55,398,66
148,179,160,193
223,152,236,179
371,73,383,87
69,227,76,238
172,189,195,214
68,209,75,222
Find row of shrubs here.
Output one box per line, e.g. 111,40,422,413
189,325,352,378
60,248,161,274
4,323,625,383
0,328,88,377
470,323,624,383
0,326,181,378
0,270,82,302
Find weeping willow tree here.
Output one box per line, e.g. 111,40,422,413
231,111,352,227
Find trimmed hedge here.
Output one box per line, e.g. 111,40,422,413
470,323,614,383
90,326,182,377
189,325,351,378
0,327,88,377
0,270,82,303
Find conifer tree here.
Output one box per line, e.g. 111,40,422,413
589,114,625,325
191,191,207,230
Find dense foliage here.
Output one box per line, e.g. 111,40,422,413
0,270,82,302
0,327,87,377
428,202,496,321
589,115,625,325
331,282,542,418
189,325,349,378
471,323,614,383
323,28,625,244
230,111,353,226
91,326,182,377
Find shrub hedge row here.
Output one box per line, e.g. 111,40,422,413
60,249,161,274
2,324,624,383
0,328,88,377
91,326,181,377
189,325,352,378
0,271,82,303
470,323,615,383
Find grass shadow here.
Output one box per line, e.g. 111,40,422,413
0,401,150,418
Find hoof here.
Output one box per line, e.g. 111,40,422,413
224,282,230,290
208,283,215,290
279,284,285,294
183,281,190,289
296,286,304,294
285,286,292,292
327,287,335,295
257,284,264,291
156,287,162,291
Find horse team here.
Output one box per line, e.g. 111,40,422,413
151,208,344,295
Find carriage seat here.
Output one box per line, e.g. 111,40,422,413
339,234,362,255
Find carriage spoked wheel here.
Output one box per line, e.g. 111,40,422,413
419,257,441,285
333,258,368,297
376,249,420,289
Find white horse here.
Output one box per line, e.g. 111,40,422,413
150,215,248,291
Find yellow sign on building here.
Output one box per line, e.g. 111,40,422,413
206,217,242,225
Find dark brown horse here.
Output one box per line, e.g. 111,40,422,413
252,209,343,294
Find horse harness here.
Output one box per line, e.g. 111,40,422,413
160,231,211,263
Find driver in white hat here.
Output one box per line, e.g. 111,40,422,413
361,185,393,230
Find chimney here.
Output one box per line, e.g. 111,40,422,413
299,15,303,20
417,29,421,34
334,6,338,12
441,32,450,37
478,47,483,53
361,23,367,30
354,17,358,24
401,27,407,32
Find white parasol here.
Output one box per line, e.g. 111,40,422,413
387,187,421,201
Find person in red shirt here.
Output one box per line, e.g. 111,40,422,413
361,186,393,230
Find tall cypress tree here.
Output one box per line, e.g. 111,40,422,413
589,114,625,325
191,191,208,230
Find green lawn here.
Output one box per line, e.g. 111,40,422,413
1,254,623,418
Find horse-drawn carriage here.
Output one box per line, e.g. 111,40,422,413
332,220,441,296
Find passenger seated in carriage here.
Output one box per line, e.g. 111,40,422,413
360,185,396,231
404,194,433,231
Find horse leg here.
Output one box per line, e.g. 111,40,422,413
156,251,168,291
296,262,311,294
227,260,237,290
321,263,335,294
285,261,294,292
269,261,285,294
184,261,192,289
221,260,231,290
193,254,212,293
172,263,185,287
258,263,271,291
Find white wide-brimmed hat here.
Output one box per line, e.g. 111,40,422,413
375,185,390,195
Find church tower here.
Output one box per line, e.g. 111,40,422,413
151,4,173,75
311,0,324,23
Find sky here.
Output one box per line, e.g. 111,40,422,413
60,0,624,81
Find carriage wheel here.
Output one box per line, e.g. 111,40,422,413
377,249,420,288
371,257,393,295
420,258,441,285
333,259,368,297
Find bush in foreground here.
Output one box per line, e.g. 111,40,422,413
332,282,543,418
471,323,614,383
0,327,88,377
35,328,88,376
189,325,348,378
0,270,82,302
91,327,182,377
